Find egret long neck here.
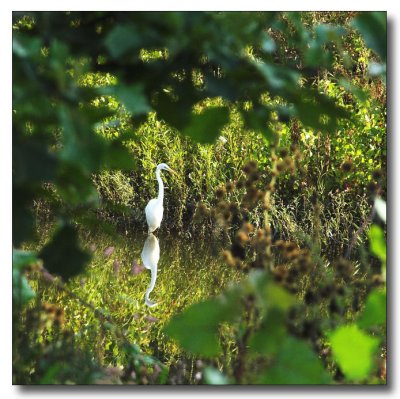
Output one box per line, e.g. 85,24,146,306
156,169,164,202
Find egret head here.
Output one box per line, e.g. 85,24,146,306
156,163,177,175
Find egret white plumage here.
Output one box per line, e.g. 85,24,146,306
141,233,160,307
145,163,176,234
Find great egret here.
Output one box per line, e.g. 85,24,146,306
141,233,160,307
145,163,177,234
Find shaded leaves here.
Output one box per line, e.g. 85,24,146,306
40,224,91,280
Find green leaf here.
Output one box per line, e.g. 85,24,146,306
329,324,380,381
12,186,36,246
255,61,300,92
13,249,38,271
155,91,193,130
13,269,36,307
368,224,386,263
338,78,368,103
105,141,136,170
315,24,346,44
13,133,58,185
247,270,295,312
105,24,142,58
12,249,37,306
164,289,242,357
248,308,286,355
352,12,387,62
241,107,274,142
203,367,230,385
56,163,99,206
258,337,331,384
39,224,91,280
13,36,42,59
105,84,151,116
296,91,349,132
183,107,230,144
358,289,386,329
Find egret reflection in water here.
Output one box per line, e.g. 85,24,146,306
141,233,160,307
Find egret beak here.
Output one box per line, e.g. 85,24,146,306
167,167,178,177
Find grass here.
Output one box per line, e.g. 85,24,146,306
29,229,242,373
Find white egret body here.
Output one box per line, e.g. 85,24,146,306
145,163,176,234
141,233,160,307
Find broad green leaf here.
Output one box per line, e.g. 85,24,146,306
183,107,230,144
255,61,300,92
164,289,242,357
12,249,38,307
329,324,379,381
241,108,274,142
315,24,346,44
13,36,42,59
203,367,230,385
248,308,286,355
39,224,91,280
258,337,331,384
368,224,386,263
105,24,142,58
13,268,36,307
104,141,136,170
106,84,151,116
13,249,38,270
296,91,348,132
12,187,36,246
56,163,99,205
352,12,387,62
338,78,368,103
247,270,295,312
155,90,193,130
358,289,386,329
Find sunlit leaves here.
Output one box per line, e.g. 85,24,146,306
329,324,379,381
39,224,91,280
258,337,331,384
358,289,386,329
183,107,230,144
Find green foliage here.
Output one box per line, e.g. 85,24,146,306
164,288,242,357
368,224,386,264
248,309,286,355
329,324,379,381
13,11,386,385
183,107,230,144
358,289,386,329
257,338,331,384
13,250,37,307
352,12,387,62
